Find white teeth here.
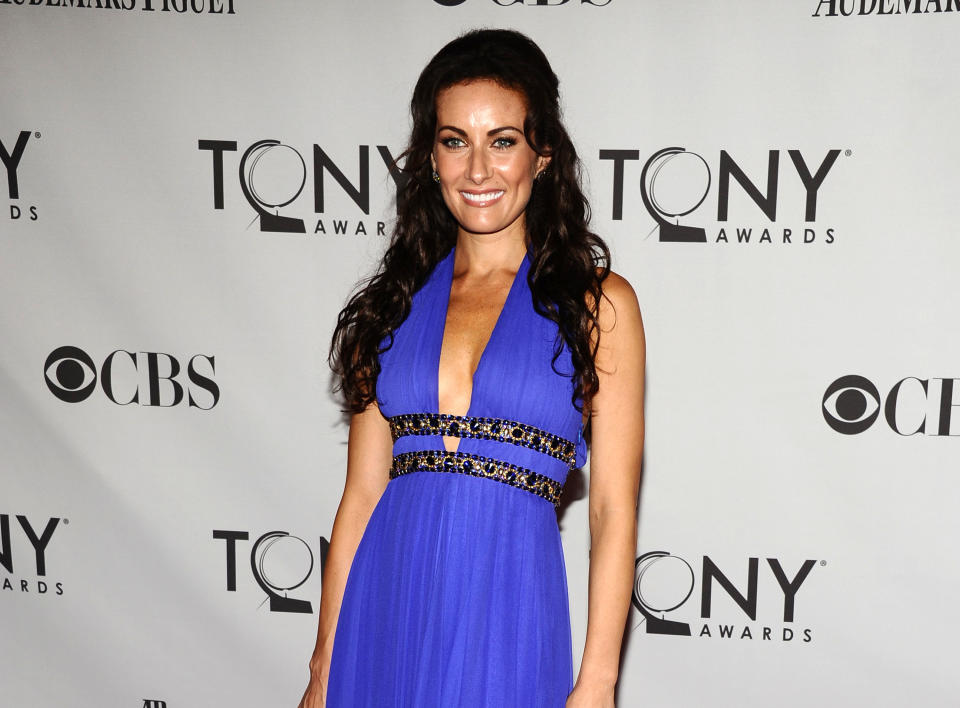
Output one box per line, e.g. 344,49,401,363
461,190,504,203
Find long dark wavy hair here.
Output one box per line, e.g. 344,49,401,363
330,28,610,413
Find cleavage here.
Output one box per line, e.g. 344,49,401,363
437,273,514,453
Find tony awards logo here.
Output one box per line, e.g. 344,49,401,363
238,139,307,233
601,145,843,245
639,147,710,243
213,528,329,613
200,138,402,236
632,550,819,642
633,550,695,635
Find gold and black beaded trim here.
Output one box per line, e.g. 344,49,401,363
388,413,576,466
390,450,563,507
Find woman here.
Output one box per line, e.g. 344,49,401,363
299,29,644,708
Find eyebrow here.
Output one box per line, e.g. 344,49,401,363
437,125,523,136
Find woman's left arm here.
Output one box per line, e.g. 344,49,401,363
568,272,646,708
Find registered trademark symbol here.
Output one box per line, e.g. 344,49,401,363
820,559,826,566
844,149,851,157
34,132,41,139
63,518,69,525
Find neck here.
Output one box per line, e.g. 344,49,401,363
453,227,527,277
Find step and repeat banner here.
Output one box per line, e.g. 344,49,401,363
2,1,958,706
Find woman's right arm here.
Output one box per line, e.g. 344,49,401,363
298,402,393,708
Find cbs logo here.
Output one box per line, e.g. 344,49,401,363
44,345,219,409
822,374,960,436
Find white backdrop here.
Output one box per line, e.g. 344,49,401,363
2,1,958,706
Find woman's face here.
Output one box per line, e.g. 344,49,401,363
432,79,548,241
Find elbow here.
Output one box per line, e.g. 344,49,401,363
587,501,638,541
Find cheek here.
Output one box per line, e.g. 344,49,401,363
434,155,454,177
498,159,536,188
439,185,460,211
434,148,466,172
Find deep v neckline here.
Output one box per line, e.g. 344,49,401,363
435,246,528,436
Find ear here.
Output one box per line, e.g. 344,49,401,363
430,153,437,171
536,154,551,178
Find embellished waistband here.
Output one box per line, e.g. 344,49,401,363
390,450,563,507
388,413,576,466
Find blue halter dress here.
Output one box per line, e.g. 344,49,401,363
325,247,587,707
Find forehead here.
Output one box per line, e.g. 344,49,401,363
435,79,528,123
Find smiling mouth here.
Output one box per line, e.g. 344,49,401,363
460,190,505,206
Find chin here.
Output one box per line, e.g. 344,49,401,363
460,222,510,236
457,211,524,236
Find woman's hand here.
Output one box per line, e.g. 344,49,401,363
566,680,616,708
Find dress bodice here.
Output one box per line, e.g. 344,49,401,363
377,247,587,487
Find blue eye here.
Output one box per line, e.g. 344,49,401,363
440,137,465,148
493,137,516,149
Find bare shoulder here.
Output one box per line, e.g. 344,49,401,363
593,268,643,336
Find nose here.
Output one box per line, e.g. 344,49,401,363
466,147,491,184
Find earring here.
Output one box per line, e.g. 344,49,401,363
432,169,440,183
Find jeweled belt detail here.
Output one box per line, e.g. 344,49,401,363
388,413,576,466
390,450,563,506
